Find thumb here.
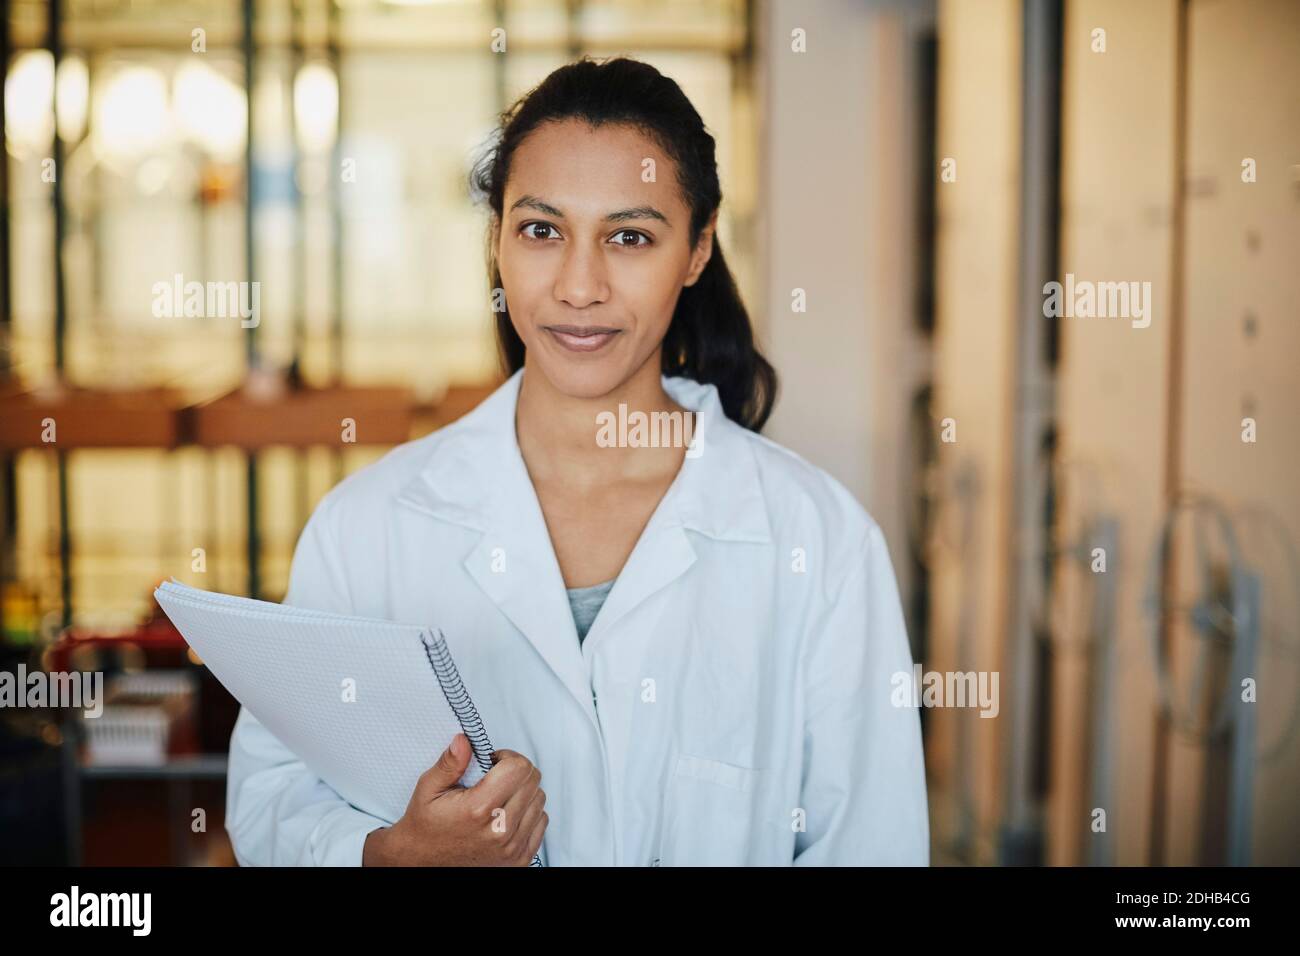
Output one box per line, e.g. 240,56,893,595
418,733,472,797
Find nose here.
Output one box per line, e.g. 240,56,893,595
553,240,611,309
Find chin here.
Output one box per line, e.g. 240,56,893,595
529,350,631,402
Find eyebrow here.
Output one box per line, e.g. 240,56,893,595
508,194,671,226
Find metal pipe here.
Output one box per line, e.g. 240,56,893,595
0,0,17,627
243,0,261,599
47,0,74,629
1149,0,1191,867
997,0,1063,866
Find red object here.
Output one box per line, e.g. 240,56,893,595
47,601,190,673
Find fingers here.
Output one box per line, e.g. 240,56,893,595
496,763,541,839
413,734,472,801
468,752,545,862
470,750,537,814
501,783,546,857
519,809,548,865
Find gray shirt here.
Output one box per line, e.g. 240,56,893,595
566,578,616,645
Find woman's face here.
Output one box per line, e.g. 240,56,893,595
495,118,716,400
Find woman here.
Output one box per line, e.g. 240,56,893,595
225,56,928,866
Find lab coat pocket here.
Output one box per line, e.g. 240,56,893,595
657,753,764,866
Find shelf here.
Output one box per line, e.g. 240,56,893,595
191,385,416,449
0,381,500,451
0,384,186,449
80,754,229,780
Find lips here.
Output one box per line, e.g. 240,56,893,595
543,325,622,353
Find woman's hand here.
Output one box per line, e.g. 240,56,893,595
362,733,547,866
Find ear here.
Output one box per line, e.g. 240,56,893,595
683,210,718,288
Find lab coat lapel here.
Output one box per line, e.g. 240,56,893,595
580,492,697,649
397,369,594,721
461,469,593,720
580,374,772,647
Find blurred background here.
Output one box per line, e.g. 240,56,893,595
1,0,1296,867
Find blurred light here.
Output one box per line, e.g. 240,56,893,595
56,55,89,143
295,156,329,196
173,61,247,161
94,66,169,162
294,62,338,154
135,156,171,195
253,74,288,146
5,51,54,157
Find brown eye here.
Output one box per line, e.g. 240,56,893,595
612,229,650,248
522,222,557,241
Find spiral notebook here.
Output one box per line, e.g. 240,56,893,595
153,579,543,866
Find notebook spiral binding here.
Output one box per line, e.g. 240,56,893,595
421,630,544,867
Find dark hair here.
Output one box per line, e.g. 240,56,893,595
468,55,777,431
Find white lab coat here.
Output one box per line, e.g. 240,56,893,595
225,367,929,866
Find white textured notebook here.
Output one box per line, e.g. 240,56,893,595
153,579,542,866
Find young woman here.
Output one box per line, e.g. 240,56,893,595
225,56,928,866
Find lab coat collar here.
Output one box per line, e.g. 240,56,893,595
395,366,771,723
396,366,771,544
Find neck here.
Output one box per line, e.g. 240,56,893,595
515,351,687,488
